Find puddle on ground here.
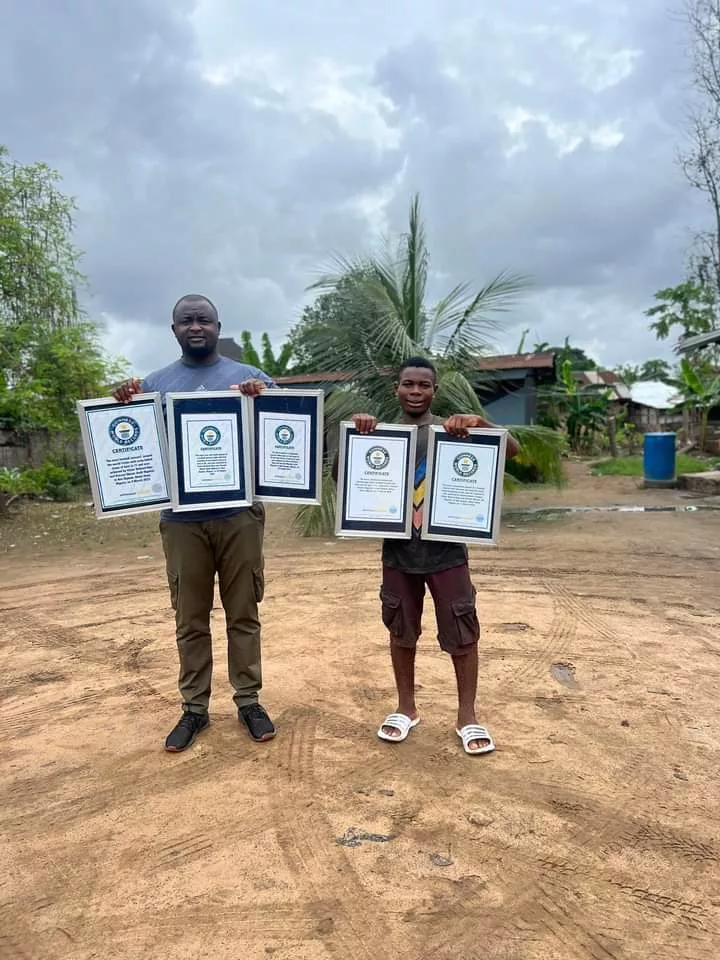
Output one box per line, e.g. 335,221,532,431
550,661,578,689
506,504,720,522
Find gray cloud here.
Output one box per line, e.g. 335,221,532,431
1,0,707,374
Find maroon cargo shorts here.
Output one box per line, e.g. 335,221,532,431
380,563,479,656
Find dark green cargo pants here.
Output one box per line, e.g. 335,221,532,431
159,506,265,715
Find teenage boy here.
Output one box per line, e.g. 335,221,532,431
344,357,520,755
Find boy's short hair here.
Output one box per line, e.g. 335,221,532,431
398,356,437,382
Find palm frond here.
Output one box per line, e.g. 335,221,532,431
437,270,531,360
503,472,524,494
434,372,564,485
293,467,337,537
323,387,371,424
509,424,566,485
291,193,560,534
434,370,485,416
322,387,373,461
424,281,475,351
306,254,373,293
402,194,428,343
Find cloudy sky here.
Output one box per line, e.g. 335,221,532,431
2,0,709,375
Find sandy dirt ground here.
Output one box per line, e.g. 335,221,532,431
2,464,719,960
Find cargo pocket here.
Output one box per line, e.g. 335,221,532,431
166,571,179,611
253,569,265,604
450,595,480,649
248,502,266,523
380,589,403,637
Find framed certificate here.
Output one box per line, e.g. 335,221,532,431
251,389,324,504
77,393,172,518
335,423,417,539
422,427,507,545
166,391,252,512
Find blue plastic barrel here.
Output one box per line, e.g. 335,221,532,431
643,432,676,486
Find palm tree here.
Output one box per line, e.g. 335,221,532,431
294,194,565,535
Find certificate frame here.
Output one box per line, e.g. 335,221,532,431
422,427,507,546
77,393,172,519
166,391,252,512
251,389,324,505
335,422,417,539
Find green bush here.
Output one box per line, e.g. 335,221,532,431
0,467,42,497
0,461,77,501
592,455,719,477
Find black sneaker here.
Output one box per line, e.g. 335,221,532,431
238,703,276,742
164,712,209,752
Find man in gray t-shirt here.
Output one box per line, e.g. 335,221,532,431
113,294,277,752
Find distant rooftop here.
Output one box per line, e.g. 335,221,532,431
573,368,632,400
675,328,720,353
629,381,681,410
217,343,557,384
273,353,556,385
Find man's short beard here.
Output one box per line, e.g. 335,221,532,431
183,341,215,359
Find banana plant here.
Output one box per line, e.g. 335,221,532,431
669,358,720,451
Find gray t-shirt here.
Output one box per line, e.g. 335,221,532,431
141,355,274,523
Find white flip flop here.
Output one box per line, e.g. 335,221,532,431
377,713,420,742
456,724,495,755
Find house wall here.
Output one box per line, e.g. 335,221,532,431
478,372,545,426
484,390,528,425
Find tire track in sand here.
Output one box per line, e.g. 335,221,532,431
272,707,404,960
419,582,717,960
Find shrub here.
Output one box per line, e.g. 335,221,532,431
0,461,77,503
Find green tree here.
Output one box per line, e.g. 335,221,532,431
238,331,261,368
615,363,640,386
0,145,82,331
615,359,673,386
1,321,126,433
639,358,672,382
0,145,126,435
287,271,380,373
532,338,597,370
646,278,719,372
238,331,294,376
294,194,565,536
646,280,716,341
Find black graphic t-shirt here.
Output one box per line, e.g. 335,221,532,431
382,416,468,575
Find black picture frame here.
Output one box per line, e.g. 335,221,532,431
251,389,324,504
166,391,253,511
334,422,417,539
422,427,507,545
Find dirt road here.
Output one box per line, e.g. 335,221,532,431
2,466,719,959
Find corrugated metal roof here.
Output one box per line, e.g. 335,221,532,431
575,369,620,386
675,328,720,353
273,352,556,385
276,371,352,385
629,381,681,409
476,352,555,371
